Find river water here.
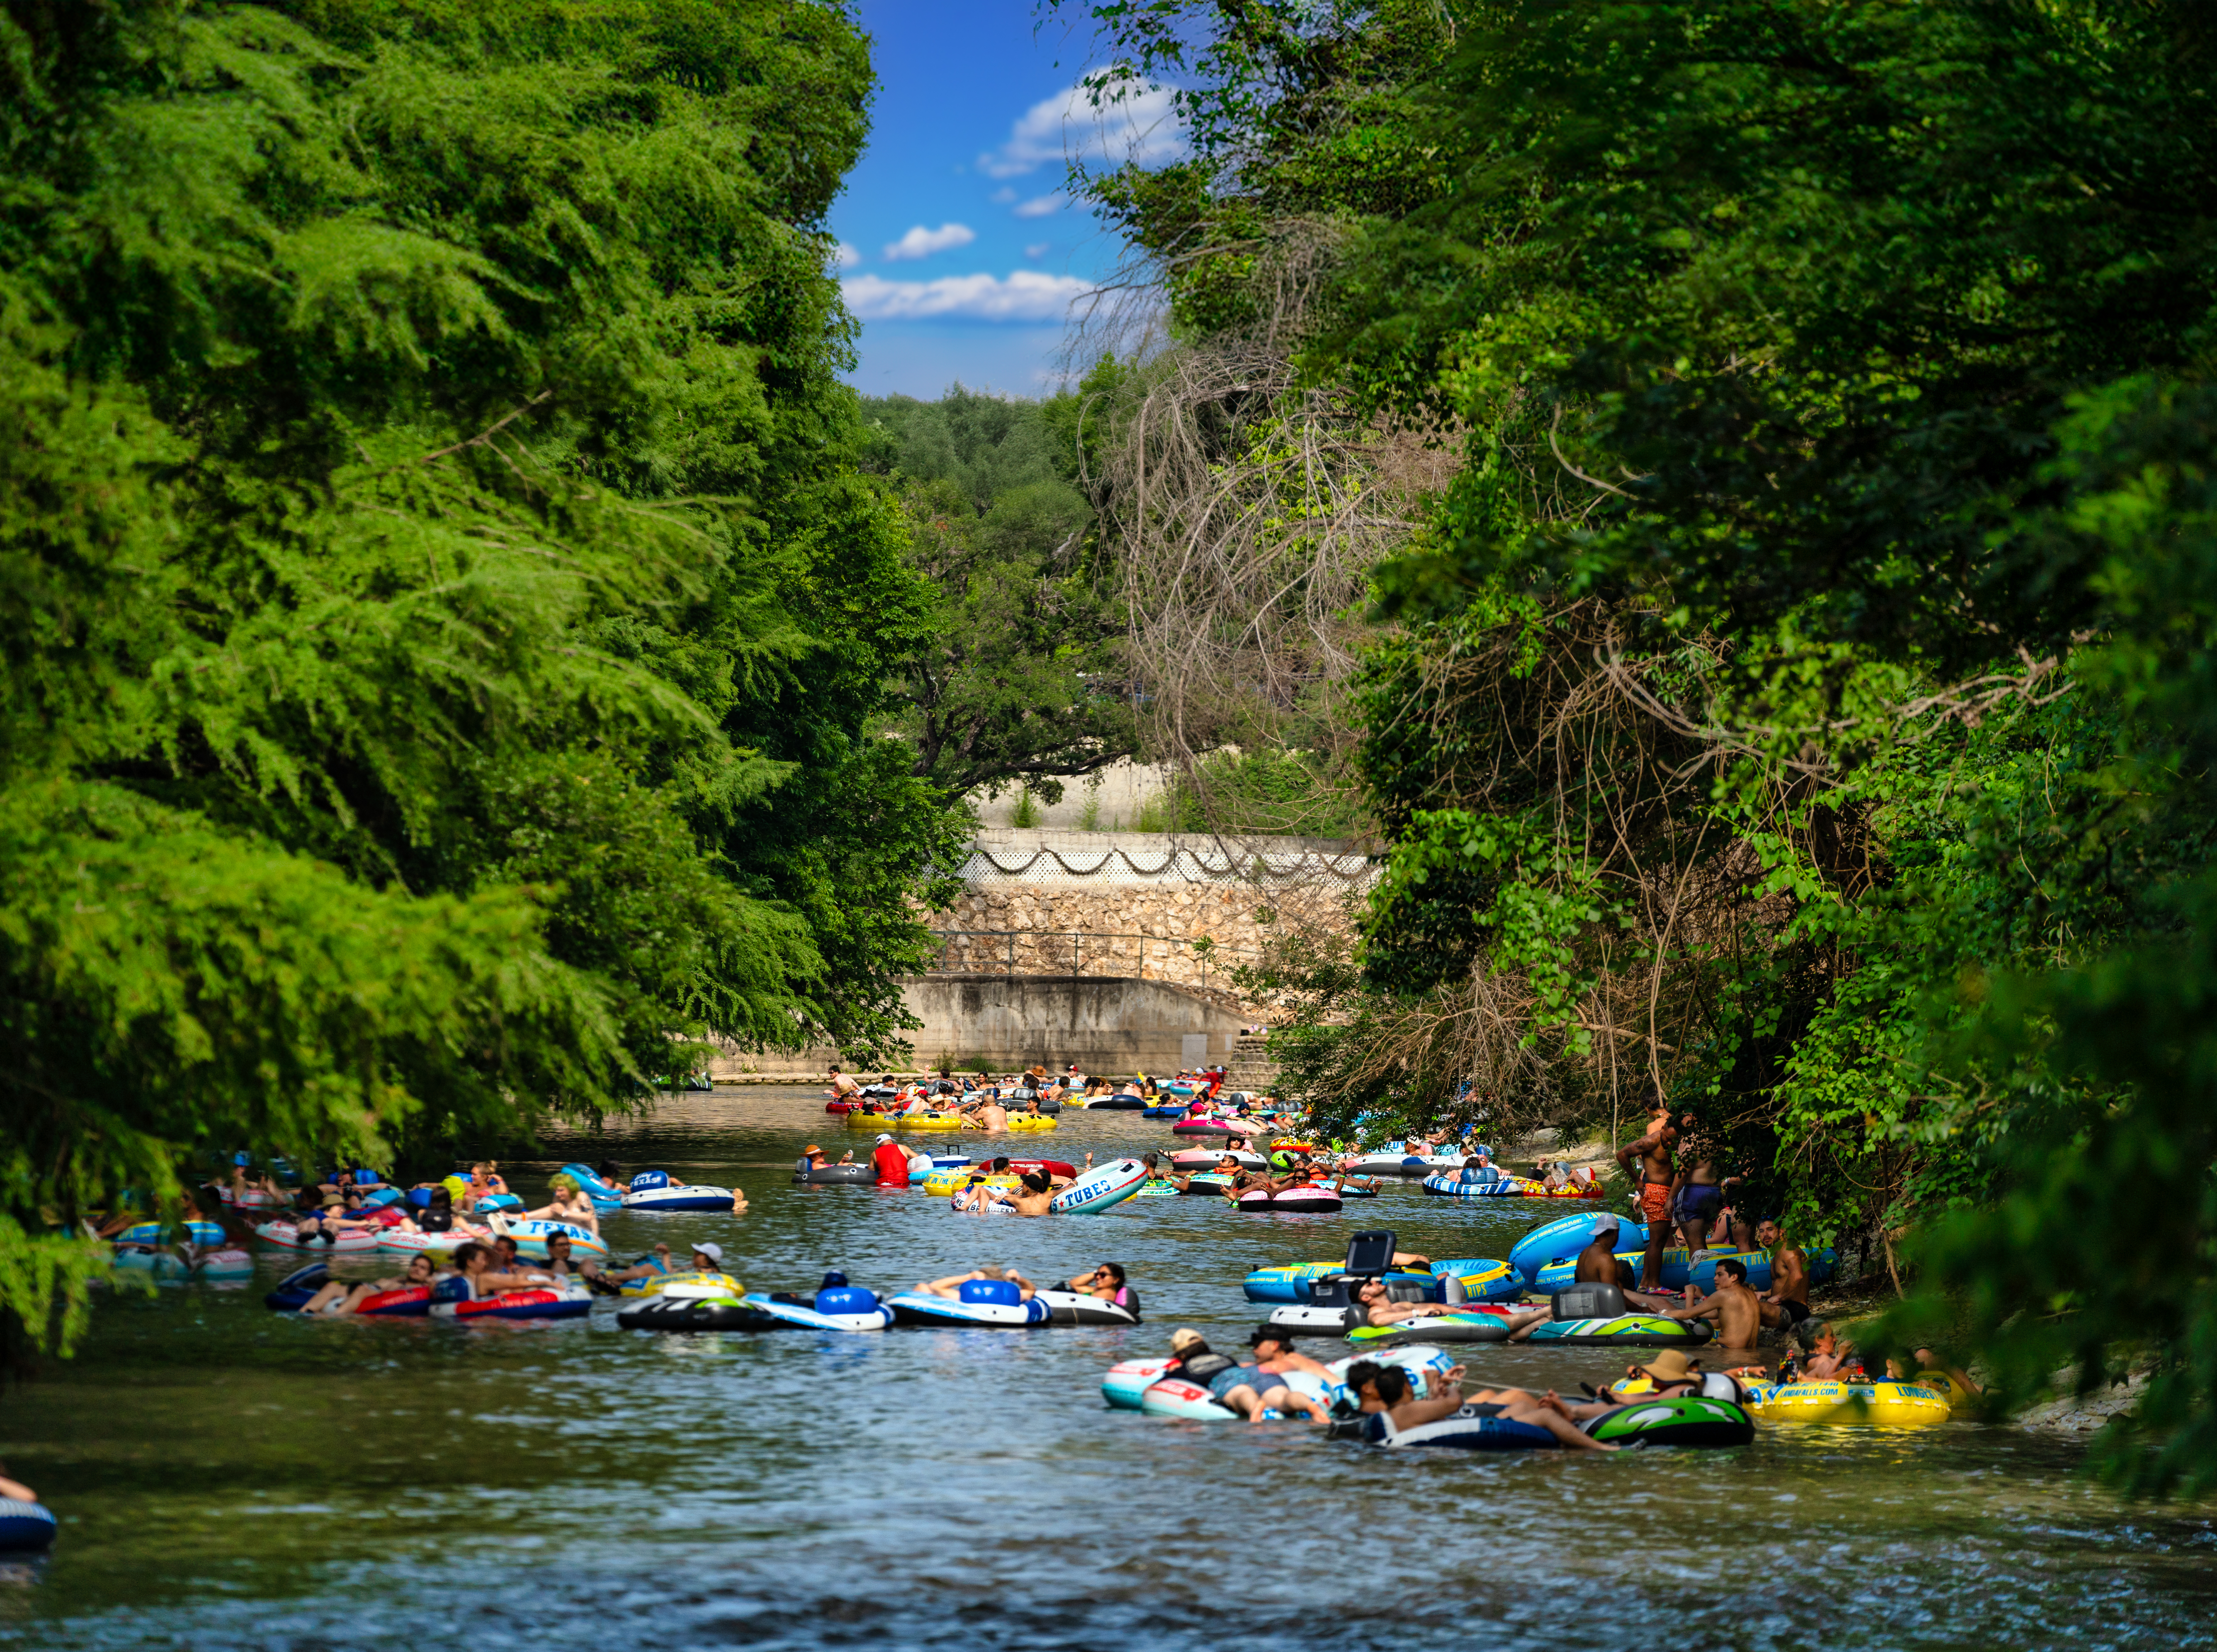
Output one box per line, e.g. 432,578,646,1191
6,1089,2212,1650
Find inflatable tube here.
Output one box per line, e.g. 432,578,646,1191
1170,1119,1253,1137
1344,1309,1522,1347
375,1229,474,1257
899,1113,966,1131
1051,1157,1149,1215
474,1192,524,1215
617,1292,764,1331
431,1281,592,1321
1088,1093,1148,1111
795,1164,875,1185
1033,1286,1142,1326
741,1286,896,1332
617,1269,742,1299
1237,1187,1344,1214
252,1222,380,1253
1421,1172,1552,1199
264,1261,332,1311
1134,1179,1181,1197
1344,1153,1469,1179
1103,1356,1174,1409
1746,1380,1951,1427
1169,1148,1266,1172
1508,1211,1642,1284
1587,1395,1757,1447
1522,1315,1712,1347
192,1248,255,1279
823,1099,865,1113
0,1502,57,1551
1141,1104,1188,1119
494,1219,609,1260
922,1171,1020,1198
620,1172,737,1213
110,1249,189,1281
221,1187,284,1210
1006,1114,1057,1132
1137,1377,1239,1420
885,1279,1051,1327
1532,1244,1841,1293
1243,1263,1431,1304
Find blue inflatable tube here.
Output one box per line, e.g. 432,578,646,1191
1509,1211,1643,1283
1531,1244,1841,1293
559,1163,627,1208
0,1502,57,1550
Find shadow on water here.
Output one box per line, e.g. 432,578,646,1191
5,1089,2214,1650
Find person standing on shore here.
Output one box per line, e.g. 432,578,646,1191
1615,1093,1678,1293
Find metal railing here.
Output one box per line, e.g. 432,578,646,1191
921,929,1218,993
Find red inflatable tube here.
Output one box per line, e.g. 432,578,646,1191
355,1286,432,1318
439,1290,592,1321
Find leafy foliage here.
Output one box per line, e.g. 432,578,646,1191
0,0,942,1348
1077,0,2217,1490
859,385,1134,802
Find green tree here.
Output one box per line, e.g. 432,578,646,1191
861,385,1134,802
0,0,945,1349
1077,0,2217,1490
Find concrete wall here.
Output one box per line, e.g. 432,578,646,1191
895,974,1246,1076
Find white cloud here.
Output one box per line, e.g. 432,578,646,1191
833,240,863,270
979,82,1185,180
991,187,1018,205
841,270,1093,323
1013,192,1065,219
883,222,977,262
1025,242,1051,260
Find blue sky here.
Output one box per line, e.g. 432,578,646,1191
830,0,1179,401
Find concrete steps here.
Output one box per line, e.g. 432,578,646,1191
1225,1033,1278,1092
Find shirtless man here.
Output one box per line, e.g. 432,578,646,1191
1614,1094,1678,1293
826,1065,861,1103
967,1096,1010,1135
1671,1111,1728,1261
913,1266,1034,1300
1575,1215,1674,1310
1004,1172,1058,1216
1666,1257,1765,1351
1755,1218,1812,1333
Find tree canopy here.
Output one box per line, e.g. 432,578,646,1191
1,0,955,1349
859,382,1134,803
1071,0,2217,1493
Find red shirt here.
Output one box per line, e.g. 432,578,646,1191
872,1141,911,1186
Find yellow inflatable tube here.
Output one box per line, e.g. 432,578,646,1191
1746,1379,1952,1427
920,1171,1021,1197
618,1269,743,1300
903,1113,966,1131
1007,1114,1058,1132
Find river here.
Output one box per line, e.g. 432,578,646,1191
5,1088,2212,1650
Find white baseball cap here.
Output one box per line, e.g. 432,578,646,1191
876,1133,893,1144
691,1241,724,1265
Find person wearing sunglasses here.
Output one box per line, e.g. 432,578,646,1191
1062,1263,1132,1306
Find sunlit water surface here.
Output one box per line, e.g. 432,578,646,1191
6,1090,2213,1650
